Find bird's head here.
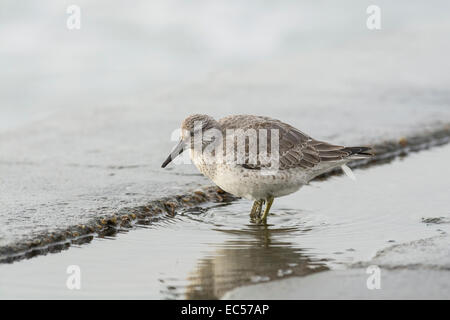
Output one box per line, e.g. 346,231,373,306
161,114,221,168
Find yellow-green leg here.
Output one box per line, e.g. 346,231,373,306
250,200,263,220
257,196,274,224
257,200,265,219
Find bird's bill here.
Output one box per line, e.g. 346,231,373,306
161,139,185,168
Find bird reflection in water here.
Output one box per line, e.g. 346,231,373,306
183,222,328,299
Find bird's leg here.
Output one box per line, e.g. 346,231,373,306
256,199,265,219
257,196,274,224
250,200,264,222
250,200,260,220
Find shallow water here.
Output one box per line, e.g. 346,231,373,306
1,143,449,299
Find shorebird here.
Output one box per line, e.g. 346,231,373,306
162,114,372,224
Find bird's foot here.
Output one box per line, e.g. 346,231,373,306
256,196,274,225
255,217,268,225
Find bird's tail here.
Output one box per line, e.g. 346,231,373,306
341,146,373,159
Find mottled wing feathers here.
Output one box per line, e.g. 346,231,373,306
218,115,371,170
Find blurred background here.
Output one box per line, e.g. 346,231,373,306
2,0,450,133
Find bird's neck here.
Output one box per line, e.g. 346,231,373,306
190,148,218,180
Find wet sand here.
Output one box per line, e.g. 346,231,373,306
224,268,450,300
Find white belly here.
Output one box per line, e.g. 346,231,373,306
190,149,348,201
208,163,307,200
